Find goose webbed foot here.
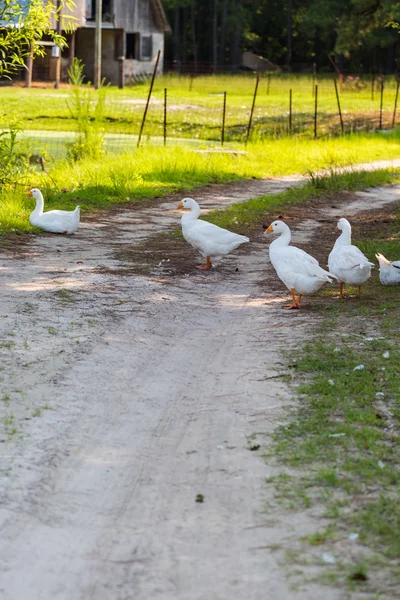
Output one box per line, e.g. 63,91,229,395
195,256,212,270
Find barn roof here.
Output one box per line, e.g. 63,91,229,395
151,0,171,33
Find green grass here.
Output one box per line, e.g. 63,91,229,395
2,131,400,235
202,167,400,232
265,200,400,591
2,74,400,146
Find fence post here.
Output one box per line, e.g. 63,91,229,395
392,80,399,128
312,62,316,96
333,78,344,134
314,84,318,138
221,91,227,146
371,75,375,101
137,50,161,148
163,87,167,147
379,79,384,129
245,72,260,145
267,72,271,95
289,89,292,134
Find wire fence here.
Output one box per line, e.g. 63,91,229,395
7,73,400,161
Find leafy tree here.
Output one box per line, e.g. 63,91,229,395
162,0,400,73
0,0,74,79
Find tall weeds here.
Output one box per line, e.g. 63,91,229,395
66,59,107,162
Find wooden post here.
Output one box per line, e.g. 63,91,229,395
379,79,384,129
137,50,161,148
314,84,318,138
221,91,226,146
69,31,76,68
392,80,399,128
94,0,102,89
267,72,271,95
333,78,344,134
245,72,260,145
312,62,316,96
164,87,167,147
288,89,292,134
371,75,375,101
25,46,33,88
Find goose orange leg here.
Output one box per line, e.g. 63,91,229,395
296,294,303,308
284,288,300,309
357,285,362,297
196,256,212,270
339,282,345,299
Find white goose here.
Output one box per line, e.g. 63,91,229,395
266,220,336,309
28,188,80,234
328,218,373,298
376,253,400,285
178,198,249,270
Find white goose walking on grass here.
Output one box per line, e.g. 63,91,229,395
178,198,249,270
376,253,400,285
265,220,336,309
328,218,373,298
28,188,80,234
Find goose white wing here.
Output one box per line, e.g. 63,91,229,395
183,219,249,256
329,245,373,269
271,246,327,277
30,207,80,234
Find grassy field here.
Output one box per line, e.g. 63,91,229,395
1,73,400,154
2,130,400,235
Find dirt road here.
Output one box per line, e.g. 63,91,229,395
0,167,399,599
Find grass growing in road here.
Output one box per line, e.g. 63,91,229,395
265,203,400,594
203,167,400,231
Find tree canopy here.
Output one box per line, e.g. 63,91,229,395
0,0,74,78
163,0,400,73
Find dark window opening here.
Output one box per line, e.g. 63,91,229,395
126,33,138,59
88,0,112,22
141,35,152,60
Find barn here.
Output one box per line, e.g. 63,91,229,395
28,0,171,86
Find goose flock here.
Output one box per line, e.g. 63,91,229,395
27,189,399,308
177,197,399,308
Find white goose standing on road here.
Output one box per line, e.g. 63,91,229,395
178,197,249,270
328,217,373,297
266,219,336,309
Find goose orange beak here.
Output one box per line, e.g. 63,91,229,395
177,201,183,208
27,191,33,197
266,225,273,232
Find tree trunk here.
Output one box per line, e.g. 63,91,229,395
212,0,218,72
173,8,180,67
229,0,241,70
190,1,198,73
219,0,227,66
182,6,188,65
287,0,292,72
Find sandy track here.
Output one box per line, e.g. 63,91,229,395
0,167,399,599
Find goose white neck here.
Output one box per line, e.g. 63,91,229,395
270,223,291,248
32,192,44,215
334,221,352,247
181,202,201,222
